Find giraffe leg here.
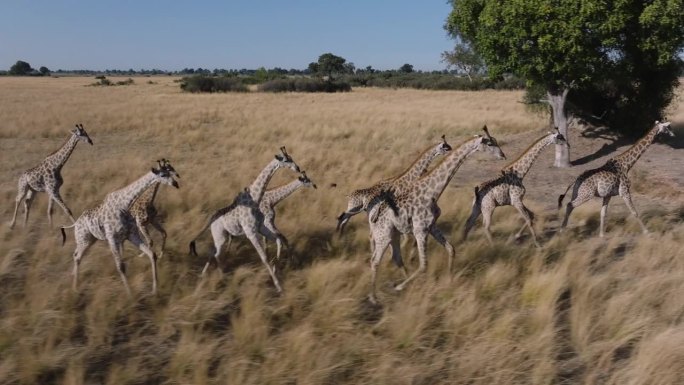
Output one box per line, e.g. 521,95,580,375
429,226,455,273
149,218,167,258
481,204,495,246
10,182,29,229
245,228,282,293
395,228,428,292
22,190,35,227
128,230,159,294
47,196,54,227
463,197,481,240
619,182,648,234
599,196,611,238
369,229,391,304
72,230,96,291
107,237,132,296
48,189,75,224
260,222,288,262
512,199,539,247
202,222,227,276
560,192,593,233
389,230,407,278
136,218,152,258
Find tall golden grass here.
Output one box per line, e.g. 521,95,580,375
0,76,683,384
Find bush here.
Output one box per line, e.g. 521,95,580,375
344,73,525,91
258,78,351,93
180,75,248,93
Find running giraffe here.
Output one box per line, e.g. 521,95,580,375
189,147,300,293
463,129,568,246
129,159,180,258
367,128,506,303
559,121,674,237
337,135,452,232
61,162,179,295
10,124,93,228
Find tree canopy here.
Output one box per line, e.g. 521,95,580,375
9,60,33,76
309,53,351,80
446,0,684,166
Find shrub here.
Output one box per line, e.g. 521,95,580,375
258,78,351,93
180,75,248,93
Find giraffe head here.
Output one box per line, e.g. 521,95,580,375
71,123,93,145
654,120,674,137
298,171,317,189
151,161,180,189
275,146,301,173
436,134,453,155
157,158,180,179
480,125,506,159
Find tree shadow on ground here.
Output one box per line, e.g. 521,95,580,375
572,123,684,167
571,126,631,166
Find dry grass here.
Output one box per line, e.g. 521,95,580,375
0,76,683,385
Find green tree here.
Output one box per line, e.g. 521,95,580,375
39,66,50,76
9,60,33,76
441,41,484,81
446,0,684,167
313,53,348,80
399,63,414,73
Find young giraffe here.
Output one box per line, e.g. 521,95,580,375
188,147,300,293
559,121,674,237
129,158,180,258
257,170,317,259
10,124,93,229
367,128,506,303
60,162,179,295
223,171,317,260
463,130,568,246
336,135,452,232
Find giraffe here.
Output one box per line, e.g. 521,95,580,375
188,147,300,293
558,121,673,237
367,127,506,303
129,158,180,258
222,171,317,260
337,136,452,270
60,162,180,295
10,124,93,229
256,170,317,259
336,135,452,232
463,130,568,246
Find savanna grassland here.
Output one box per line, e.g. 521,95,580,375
1,76,683,385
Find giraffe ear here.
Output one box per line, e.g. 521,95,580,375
151,167,159,174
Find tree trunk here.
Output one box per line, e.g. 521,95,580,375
547,88,571,167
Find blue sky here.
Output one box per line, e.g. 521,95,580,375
0,1,455,72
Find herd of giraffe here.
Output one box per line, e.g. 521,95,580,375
8,121,675,303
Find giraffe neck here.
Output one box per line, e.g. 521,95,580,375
613,125,660,172
393,143,443,183
45,133,80,169
501,134,555,178
108,172,161,210
136,183,161,208
249,159,281,202
264,179,304,206
420,137,482,201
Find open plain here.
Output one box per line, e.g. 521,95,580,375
1,76,683,384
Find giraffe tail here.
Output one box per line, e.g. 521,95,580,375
189,208,227,257
59,223,76,246
558,180,575,209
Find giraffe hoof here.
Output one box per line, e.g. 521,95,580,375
393,284,405,292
